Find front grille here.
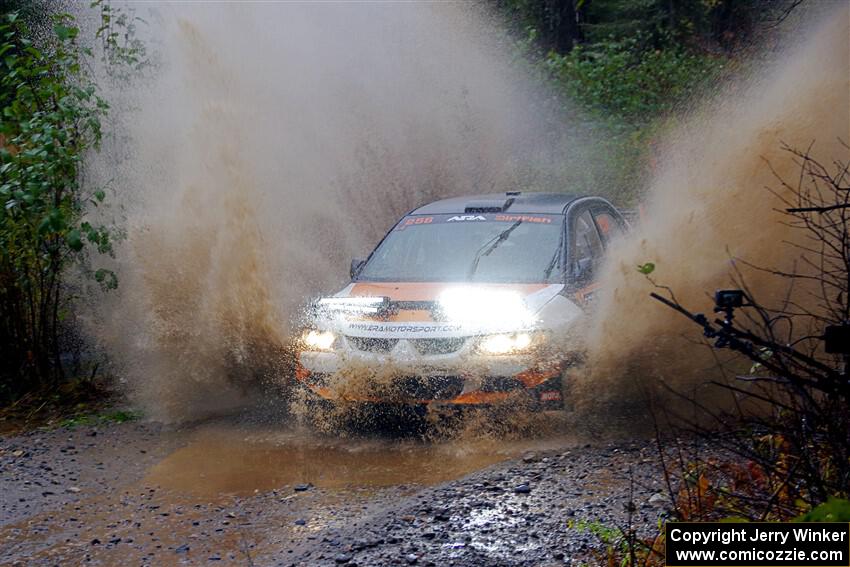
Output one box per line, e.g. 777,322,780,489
305,372,330,387
392,375,464,400
346,336,398,353
480,376,523,392
346,336,465,355
410,338,466,355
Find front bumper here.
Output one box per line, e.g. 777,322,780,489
296,342,565,409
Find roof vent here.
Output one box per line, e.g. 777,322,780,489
464,199,507,214
464,193,521,214
465,206,502,213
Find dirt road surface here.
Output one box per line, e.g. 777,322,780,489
0,411,666,566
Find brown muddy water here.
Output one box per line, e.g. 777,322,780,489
143,426,542,496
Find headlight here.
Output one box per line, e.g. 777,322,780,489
301,330,336,351
477,332,539,355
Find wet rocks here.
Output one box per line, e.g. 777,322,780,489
434,510,450,521
648,493,668,507
283,441,667,567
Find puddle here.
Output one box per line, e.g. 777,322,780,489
143,425,555,496
1,421,577,565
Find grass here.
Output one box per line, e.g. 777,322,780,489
58,409,141,428
0,377,137,434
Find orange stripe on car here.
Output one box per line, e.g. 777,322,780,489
446,391,511,405
387,309,433,322
514,366,561,388
295,359,310,382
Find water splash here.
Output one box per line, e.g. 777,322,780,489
581,6,850,424
93,3,595,422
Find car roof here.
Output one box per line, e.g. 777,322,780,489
409,192,587,215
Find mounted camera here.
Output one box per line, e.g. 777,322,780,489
715,289,744,309
824,323,850,355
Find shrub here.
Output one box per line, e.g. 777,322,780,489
0,5,142,398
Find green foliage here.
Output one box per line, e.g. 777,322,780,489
543,35,724,204
569,517,665,566
546,35,723,125
637,262,656,275
796,498,850,523
497,0,738,205
569,518,622,544
498,0,782,53
91,0,147,78
0,5,140,396
59,408,140,428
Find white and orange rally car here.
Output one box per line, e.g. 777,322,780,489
296,192,626,411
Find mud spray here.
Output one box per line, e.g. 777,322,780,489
581,6,850,429
91,3,848,429
93,3,597,422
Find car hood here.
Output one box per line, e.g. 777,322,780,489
344,281,561,310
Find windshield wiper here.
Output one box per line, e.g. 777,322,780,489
467,221,522,279
543,224,565,280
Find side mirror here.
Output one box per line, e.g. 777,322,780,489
573,257,593,282
350,257,366,279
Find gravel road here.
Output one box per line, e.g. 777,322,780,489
0,415,668,566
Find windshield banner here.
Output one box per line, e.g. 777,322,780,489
394,213,561,230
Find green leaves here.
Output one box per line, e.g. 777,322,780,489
66,229,83,252
547,37,723,126
52,23,79,42
94,268,117,290
34,207,72,235
534,32,727,205
0,8,136,387
637,262,655,275
795,498,850,522
1,10,113,260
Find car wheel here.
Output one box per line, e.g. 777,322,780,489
560,355,587,414
560,367,575,413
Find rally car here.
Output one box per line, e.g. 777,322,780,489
295,192,627,411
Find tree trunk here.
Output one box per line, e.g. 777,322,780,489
551,0,582,53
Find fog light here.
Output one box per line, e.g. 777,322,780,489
302,330,336,351
477,332,536,355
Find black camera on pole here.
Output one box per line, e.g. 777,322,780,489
824,324,850,355
715,289,745,309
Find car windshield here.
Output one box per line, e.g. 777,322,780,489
357,213,565,283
